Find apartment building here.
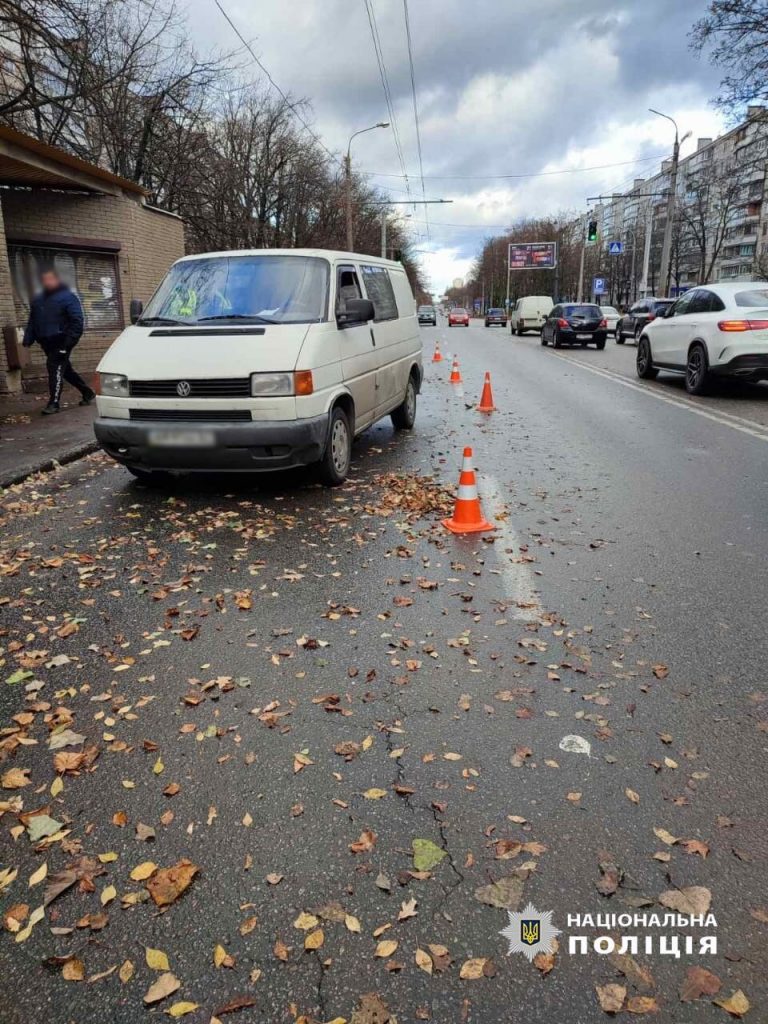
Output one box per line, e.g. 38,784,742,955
592,107,768,302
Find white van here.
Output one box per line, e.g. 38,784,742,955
94,249,423,485
511,295,553,335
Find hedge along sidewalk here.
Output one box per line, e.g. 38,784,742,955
0,390,98,489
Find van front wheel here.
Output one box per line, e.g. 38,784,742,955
391,375,417,430
318,406,352,486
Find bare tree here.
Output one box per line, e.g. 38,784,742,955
692,1,768,120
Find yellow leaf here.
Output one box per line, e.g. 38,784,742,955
168,1003,199,1018
653,827,678,846
361,735,374,751
415,948,433,974
363,788,387,800
153,758,164,775
50,776,63,797
130,861,157,881
98,851,118,863
242,812,253,827
100,884,116,906
443,752,462,760
625,788,640,804
714,991,750,1017
15,904,44,943
119,960,134,983
213,944,228,968
62,957,85,981
122,780,135,789
460,957,488,979
375,939,398,958
293,911,319,931
304,928,324,950
344,914,361,933
28,861,47,887
146,948,170,971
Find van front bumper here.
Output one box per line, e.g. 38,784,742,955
94,414,328,472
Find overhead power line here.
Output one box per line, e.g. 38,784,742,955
361,153,666,182
402,0,428,240
362,0,412,202
212,0,341,167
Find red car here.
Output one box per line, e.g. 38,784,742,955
448,307,470,327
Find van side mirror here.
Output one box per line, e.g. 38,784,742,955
130,298,144,324
338,297,375,326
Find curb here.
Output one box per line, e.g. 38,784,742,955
0,440,99,490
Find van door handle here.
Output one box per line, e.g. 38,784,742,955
370,328,376,346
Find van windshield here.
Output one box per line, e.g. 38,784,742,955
140,255,329,326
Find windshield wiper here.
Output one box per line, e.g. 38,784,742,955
137,316,185,326
197,314,279,325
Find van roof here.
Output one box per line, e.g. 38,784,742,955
174,248,405,269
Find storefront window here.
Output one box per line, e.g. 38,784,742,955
8,244,122,331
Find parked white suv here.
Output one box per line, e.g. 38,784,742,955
94,249,423,484
636,282,768,395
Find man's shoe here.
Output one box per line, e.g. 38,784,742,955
79,391,96,406
42,404,60,415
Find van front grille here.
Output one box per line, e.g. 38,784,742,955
129,409,252,422
129,378,251,397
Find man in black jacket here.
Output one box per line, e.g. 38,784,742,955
23,268,95,415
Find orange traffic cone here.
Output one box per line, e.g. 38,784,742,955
442,447,495,534
449,357,462,384
476,372,496,412
432,341,443,362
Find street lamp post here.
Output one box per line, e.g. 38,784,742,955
649,109,691,297
345,122,389,251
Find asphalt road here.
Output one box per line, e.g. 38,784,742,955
1,320,767,1024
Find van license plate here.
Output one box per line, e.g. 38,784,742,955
148,429,215,448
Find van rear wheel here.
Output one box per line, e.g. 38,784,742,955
391,375,417,430
318,406,351,486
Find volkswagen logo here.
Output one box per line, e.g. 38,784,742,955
176,380,191,397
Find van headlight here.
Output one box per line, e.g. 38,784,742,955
100,373,129,397
250,372,293,397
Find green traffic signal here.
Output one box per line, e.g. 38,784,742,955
587,220,598,243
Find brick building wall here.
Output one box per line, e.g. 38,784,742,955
0,189,184,392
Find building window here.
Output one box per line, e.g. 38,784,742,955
9,244,122,331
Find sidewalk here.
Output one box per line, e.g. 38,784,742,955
0,388,98,488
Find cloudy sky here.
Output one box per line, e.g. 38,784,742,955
188,0,726,294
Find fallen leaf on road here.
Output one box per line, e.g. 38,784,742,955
412,838,446,871
168,1002,199,1017
596,982,626,1013
415,948,432,974
146,860,198,907
130,862,157,881
61,957,85,982
1,768,31,789
658,886,711,916
625,788,640,804
473,875,524,910
375,940,398,958
626,995,659,1013
459,957,491,979
144,972,180,1005
680,966,721,1001
713,991,750,1017
146,948,170,971
350,830,376,854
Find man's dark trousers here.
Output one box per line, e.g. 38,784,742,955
41,335,91,407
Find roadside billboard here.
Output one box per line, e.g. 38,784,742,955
508,242,557,270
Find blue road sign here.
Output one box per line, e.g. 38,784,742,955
593,277,606,295
608,241,623,255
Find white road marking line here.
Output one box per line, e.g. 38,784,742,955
481,473,540,621
551,351,768,443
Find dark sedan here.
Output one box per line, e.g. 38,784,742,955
417,304,437,326
541,303,607,349
484,307,507,327
616,297,673,343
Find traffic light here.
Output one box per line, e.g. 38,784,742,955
587,220,598,243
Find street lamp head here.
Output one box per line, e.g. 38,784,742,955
376,121,390,128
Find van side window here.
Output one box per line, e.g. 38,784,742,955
336,265,362,316
361,265,398,322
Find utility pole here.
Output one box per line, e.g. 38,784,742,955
345,122,389,252
577,214,588,302
650,109,691,297
369,199,453,260
639,202,653,298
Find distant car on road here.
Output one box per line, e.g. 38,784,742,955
417,304,437,326
616,297,673,343
511,295,553,335
448,307,470,327
636,282,768,395
484,307,507,327
541,303,607,349
600,305,621,335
